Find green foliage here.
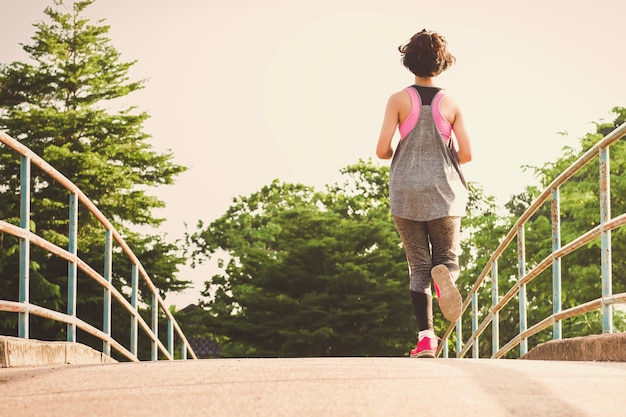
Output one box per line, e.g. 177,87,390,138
0,0,188,342
186,161,417,357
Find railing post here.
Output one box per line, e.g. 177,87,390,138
103,229,112,356
130,263,139,357
599,146,613,333
472,292,479,358
518,225,528,356
67,192,78,342
18,155,31,339
168,318,174,358
151,293,158,361
491,260,499,357
455,319,462,358
181,340,188,360
551,187,562,339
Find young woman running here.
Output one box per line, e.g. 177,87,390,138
376,29,473,358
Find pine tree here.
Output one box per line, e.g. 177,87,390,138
0,0,189,343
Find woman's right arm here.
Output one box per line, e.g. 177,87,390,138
452,108,472,164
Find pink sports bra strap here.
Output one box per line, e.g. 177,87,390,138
399,87,453,145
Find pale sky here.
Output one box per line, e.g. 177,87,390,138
1,0,624,308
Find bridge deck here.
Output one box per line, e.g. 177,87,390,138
1,355,626,416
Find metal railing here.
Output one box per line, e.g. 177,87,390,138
0,130,197,361
439,122,626,359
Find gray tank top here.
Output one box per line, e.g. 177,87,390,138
389,95,468,221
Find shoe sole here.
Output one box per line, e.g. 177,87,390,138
431,264,462,322
410,350,436,359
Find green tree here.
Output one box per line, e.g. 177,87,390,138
0,0,188,347
186,161,421,357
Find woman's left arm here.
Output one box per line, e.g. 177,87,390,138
376,92,403,160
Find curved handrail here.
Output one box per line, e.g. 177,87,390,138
439,122,626,358
0,130,197,361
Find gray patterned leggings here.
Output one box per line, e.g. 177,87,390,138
392,216,461,295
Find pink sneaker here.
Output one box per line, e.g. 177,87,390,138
431,264,462,322
434,281,441,300
410,336,438,358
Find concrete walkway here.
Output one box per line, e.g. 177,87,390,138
2,334,626,416
1,356,626,416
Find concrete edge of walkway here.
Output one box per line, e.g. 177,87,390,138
0,336,117,368
2,332,625,368
521,332,626,361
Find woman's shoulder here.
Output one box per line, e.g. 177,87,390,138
391,86,414,97
387,88,413,107
437,90,461,109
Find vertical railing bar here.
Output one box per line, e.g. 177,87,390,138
442,338,449,358
151,293,158,361
168,318,174,358
551,187,562,339
67,192,78,342
103,229,112,356
491,260,499,357
455,319,462,358
18,155,31,339
472,292,479,358
181,340,188,360
518,225,528,356
130,263,139,357
599,146,613,333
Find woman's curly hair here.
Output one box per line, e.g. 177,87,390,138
398,29,456,77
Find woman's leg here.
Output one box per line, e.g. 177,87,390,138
392,216,433,331
427,216,463,321
427,216,461,281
